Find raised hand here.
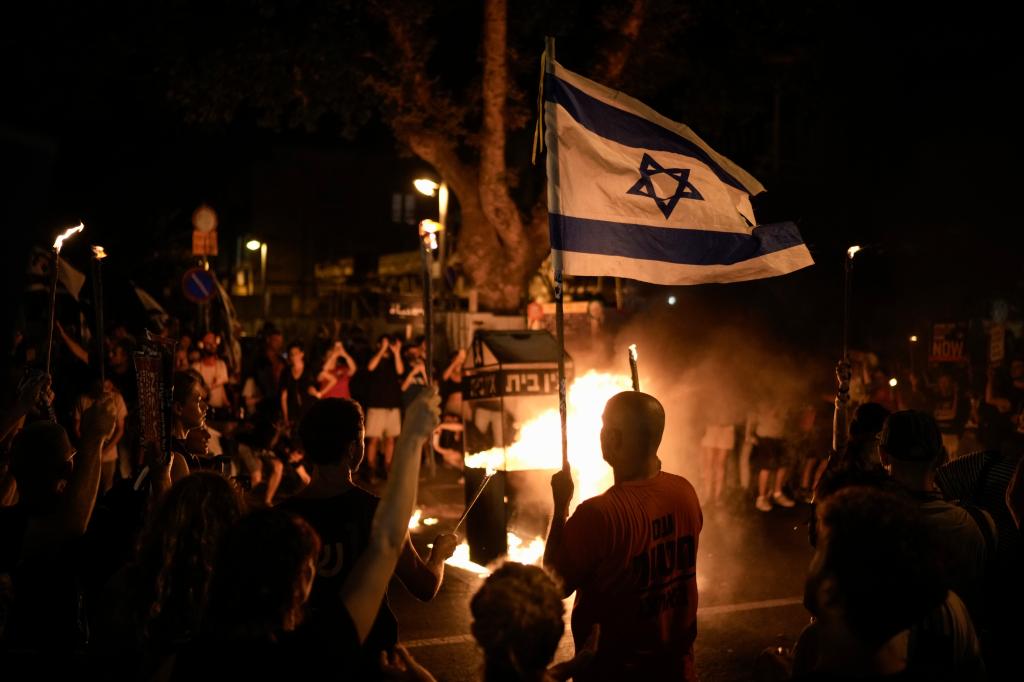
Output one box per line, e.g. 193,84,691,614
550,468,575,513
402,386,440,441
16,372,52,414
81,393,117,445
429,533,459,562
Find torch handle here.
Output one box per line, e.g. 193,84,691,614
453,472,494,532
45,250,60,376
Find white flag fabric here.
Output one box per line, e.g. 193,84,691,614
543,59,813,284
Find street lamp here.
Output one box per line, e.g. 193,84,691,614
414,178,440,197
246,239,269,319
414,177,449,271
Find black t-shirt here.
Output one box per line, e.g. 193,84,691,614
281,368,318,422
367,356,402,409
280,488,398,673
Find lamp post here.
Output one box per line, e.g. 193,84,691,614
418,220,442,386
246,239,269,320
414,178,449,282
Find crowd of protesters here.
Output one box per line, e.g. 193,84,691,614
1,302,1023,681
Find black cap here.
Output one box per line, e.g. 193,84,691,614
879,410,943,462
850,402,891,438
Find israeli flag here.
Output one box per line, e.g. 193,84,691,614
544,59,813,284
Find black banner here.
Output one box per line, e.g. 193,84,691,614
465,368,570,400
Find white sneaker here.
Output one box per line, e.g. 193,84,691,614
772,491,796,508
755,495,772,512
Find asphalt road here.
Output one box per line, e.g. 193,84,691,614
391,473,814,681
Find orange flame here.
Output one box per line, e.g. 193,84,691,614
464,370,633,508
53,223,84,252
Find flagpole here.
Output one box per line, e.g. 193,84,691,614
541,36,569,474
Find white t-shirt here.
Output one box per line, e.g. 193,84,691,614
192,359,230,408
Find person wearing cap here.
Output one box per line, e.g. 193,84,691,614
836,402,891,472
879,410,994,618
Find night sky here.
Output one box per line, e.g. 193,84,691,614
2,0,1021,361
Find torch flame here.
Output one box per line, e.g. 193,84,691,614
451,371,637,574
463,370,632,508
629,344,638,361
846,244,862,259
408,508,423,530
92,245,107,260
53,223,85,252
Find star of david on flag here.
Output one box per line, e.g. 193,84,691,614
541,57,814,284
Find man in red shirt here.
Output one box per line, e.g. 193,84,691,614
544,391,702,681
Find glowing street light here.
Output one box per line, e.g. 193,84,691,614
245,238,269,317
419,219,442,252
414,178,440,197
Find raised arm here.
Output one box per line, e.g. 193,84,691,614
342,349,357,376
442,349,466,382
318,370,338,396
544,468,575,595
368,338,388,372
341,387,440,642
57,322,90,365
392,340,405,376
57,395,115,537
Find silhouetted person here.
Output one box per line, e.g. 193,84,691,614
545,391,702,681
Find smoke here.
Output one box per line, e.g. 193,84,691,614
612,313,830,485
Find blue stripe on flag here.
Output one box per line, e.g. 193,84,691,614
545,73,748,193
549,215,805,266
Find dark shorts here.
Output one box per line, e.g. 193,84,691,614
751,437,787,470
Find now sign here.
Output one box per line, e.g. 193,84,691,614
930,323,968,363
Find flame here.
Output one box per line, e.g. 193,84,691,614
53,223,84,252
444,531,547,577
464,370,633,507
629,344,638,361
408,508,422,529
92,245,107,260
445,543,490,576
422,517,439,526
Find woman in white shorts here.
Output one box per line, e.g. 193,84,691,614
700,422,735,506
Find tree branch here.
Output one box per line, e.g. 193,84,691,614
595,0,647,87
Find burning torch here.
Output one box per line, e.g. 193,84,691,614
46,223,85,375
628,344,640,391
834,245,862,453
92,246,107,384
